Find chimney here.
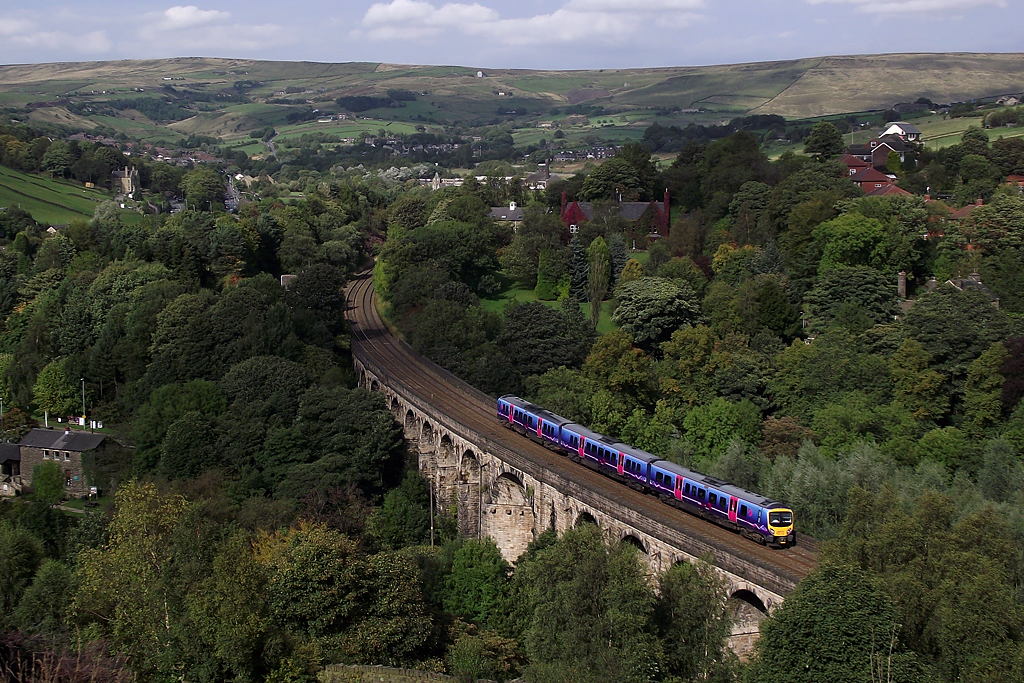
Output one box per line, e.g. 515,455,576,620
924,194,931,202
898,271,907,299
976,198,983,206
509,201,517,211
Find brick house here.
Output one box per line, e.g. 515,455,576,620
19,428,105,498
848,167,898,192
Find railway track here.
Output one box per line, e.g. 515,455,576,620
345,271,818,587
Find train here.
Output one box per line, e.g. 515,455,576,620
496,395,796,548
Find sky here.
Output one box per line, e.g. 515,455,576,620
0,1,1021,70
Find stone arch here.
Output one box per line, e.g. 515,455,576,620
420,421,435,449
460,450,480,481
439,434,455,467
620,533,647,554
490,472,529,507
358,368,367,389
730,588,768,614
369,378,380,392
404,409,417,435
389,395,401,417
457,450,481,538
576,511,599,527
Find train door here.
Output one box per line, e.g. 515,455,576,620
617,452,624,475
579,437,586,458
728,497,738,523
675,475,683,500
537,418,543,438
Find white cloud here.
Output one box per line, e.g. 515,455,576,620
359,0,705,45
0,17,33,36
804,0,1006,13
161,5,231,30
5,28,111,54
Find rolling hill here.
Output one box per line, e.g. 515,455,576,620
1,53,1022,139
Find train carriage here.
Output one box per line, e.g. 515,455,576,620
497,396,795,548
497,395,571,450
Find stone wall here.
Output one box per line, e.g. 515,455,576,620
19,446,88,497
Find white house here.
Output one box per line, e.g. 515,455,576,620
881,122,922,142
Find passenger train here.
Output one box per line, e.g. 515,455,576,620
496,395,796,547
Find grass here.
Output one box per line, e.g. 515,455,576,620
0,166,112,224
481,279,617,334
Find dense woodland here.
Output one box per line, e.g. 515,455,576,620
1,117,1024,682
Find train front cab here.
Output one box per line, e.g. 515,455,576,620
767,507,795,547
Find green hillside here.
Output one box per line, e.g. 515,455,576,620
1,53,1022,141
0,166,112,225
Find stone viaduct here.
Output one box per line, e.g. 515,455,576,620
354,351,809,654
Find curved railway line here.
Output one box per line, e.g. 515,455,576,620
345,271,818,588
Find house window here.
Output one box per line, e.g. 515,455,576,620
64,452,71,461
42,450,49,459
569,224,579,233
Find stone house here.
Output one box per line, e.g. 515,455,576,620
18,427,105,498
0,443,21,497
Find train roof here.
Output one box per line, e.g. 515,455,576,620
562,422,616,444
614,442,662,464
499,395,572,426
650,460,785,508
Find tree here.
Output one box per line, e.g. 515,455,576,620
804,266,898,333
41,141,70,178
444,538,511,626
181,168,225,210
14,559,76,637
33,358,78,421
612,277,701,349
579,157,644,201
496,301,594,377
654,560,732,682
509,524,660,683
367,469,432,549
802,122,845,161
813,213,888,273
747,563,917,683
963,342,1007,437
619,258,644,285
0,520,43,627
30,461,65,505
587,236,611,322
683,397,762,463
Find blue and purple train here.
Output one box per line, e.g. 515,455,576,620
497,395,796,548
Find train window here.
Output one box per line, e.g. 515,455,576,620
697,489,706,501
667,476,674,488
709,493,717,506
684,483,690,495
655,472,662,483
720,499,727,510
740,504,748,517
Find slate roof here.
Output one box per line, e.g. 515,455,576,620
0,443,20,462
489,206,524,221
618,201,665,221
19,428,105,452
884,122,921,135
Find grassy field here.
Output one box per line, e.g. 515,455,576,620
482,280,617,334
0,166,113,224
